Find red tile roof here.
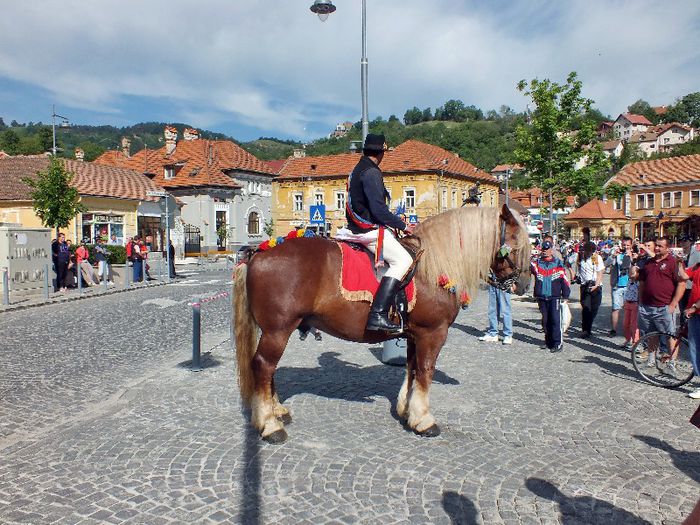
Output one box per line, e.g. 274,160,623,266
95,139,274,189
509,188,576,207
264,159,287,174
608,154,700,187
277,140,496,182
0,156,165,201
491,164,523,173
648,122,693,135
618,113,653,126
566,199,626,220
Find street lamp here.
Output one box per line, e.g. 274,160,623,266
51,105,70,156
310,0,369,144
504,168,512,206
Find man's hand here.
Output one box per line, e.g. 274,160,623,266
668,301,678,313
405,223,417,234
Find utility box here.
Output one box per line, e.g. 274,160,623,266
0,224,52,301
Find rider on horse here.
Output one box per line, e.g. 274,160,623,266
346,133,415,334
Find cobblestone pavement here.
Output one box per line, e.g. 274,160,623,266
0,275,698,525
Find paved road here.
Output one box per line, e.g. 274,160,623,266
0,272,698,524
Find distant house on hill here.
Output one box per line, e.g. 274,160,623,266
613,113,652,140
329,121,355,139
597,121,614,138
95,126,275,254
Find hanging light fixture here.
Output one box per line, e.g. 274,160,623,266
309,0,336,22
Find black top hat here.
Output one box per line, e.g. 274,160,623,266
363,133,387,153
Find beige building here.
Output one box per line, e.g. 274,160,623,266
606,153,700,240
0,155,166,245
564,199,629,239
272,140,500,236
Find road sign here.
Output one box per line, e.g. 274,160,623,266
537,221,544,231
408,215,418,224
146,190,167,198
158,196,177,215
310,205,326,225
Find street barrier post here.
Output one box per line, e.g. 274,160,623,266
2,268,9,305
78,267,83,294
44,264,50,300
192,302,201,371
125,262,130,288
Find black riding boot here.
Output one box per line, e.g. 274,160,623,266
366,277,402,333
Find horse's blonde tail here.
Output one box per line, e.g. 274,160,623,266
233,263,258,406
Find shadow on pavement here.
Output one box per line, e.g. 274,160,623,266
239,408,261,525
525,477,652,524
276,351,459,406
442,491,478,524
633,435,700,484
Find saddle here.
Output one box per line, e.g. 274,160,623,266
335,237,422,326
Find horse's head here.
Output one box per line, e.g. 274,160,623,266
490,204,531,295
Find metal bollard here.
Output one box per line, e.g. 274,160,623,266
192,302,201,371
102,264,108,290
78,266,83,294
158,257,163,282
2,268,9,305
141,260,146,284
44,264,50,300
125,262,130,288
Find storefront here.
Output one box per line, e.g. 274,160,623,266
81,213,125,244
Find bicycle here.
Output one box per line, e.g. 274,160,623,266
631,318,695,388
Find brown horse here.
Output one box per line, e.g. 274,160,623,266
234,204,530,443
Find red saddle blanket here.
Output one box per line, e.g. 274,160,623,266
338,242,416,310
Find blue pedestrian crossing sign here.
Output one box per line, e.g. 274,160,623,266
409,215,418,224
310,205,326,224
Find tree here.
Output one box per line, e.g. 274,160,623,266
37,126,53,153
627,99,658,124
0,129,20,154
22,157,86,236
663,92,700,128
263,219,274,238
403,107,423,125
514,72,611,209
439,99,466,121
421,107,432,122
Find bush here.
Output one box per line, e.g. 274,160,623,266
106,245,127,265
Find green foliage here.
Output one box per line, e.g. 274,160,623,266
263,219,274,238
627,99,659,124
22,158,87,235
662,92,700,128
106,245,127,265
0,129,20,154
604,182,630,201
78,141,107,162
514,72,611,208
612,142,645,171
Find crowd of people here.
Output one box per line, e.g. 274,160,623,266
480,228,700,400
50,234,177,291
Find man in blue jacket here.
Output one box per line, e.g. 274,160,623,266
346,133,414,333
531,240,571,352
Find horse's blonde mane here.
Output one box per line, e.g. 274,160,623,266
414,207,500,299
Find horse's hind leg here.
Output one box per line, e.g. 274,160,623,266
271,378,292,425
396,337,417,421
251,332,289,443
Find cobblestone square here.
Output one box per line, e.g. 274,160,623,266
0,271,698,524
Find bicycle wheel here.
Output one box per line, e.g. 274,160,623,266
631,331,694,388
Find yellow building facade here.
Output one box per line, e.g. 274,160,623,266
272,140,500,236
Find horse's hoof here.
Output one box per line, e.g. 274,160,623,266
416,424,441,437
262,429,288,444
277,413,292,425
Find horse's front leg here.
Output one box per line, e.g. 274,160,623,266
396,336,416,421
271,377,292,425
251,332,289,444
407,328,447,436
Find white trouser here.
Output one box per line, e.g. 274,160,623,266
339,228,413,281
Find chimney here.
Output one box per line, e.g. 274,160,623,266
183,128,199,141
120,137,131,158
74,147,85,162
293,148,306,158
164,126,178,155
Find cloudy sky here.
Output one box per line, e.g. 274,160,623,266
1,0,698,142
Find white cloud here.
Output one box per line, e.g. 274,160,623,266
0,0,697,139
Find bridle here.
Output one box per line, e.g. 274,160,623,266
488,218,522,291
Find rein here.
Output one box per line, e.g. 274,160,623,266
489,218,522,291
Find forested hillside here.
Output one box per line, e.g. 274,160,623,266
1,91,698,171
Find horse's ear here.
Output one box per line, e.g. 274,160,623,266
500,203,516,224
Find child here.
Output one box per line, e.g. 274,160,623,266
621,275,639,350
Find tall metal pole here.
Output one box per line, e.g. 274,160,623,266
165,194,171,283
52,105,56,156
360,0,369,144
505,169,511,206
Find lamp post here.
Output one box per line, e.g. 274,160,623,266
310,0,369,144
51,105,70,156
505,168,512,206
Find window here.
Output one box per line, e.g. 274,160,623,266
335,191,346,211
293,192,303,212
636,193,655,210
452,189,457,208
691,190,700,207
662,191,683,208
612,197,622,210
441,188,447,211
462,191,467,203
247,211,260,235
314,192,324,206
164,167,174,180
403,188,415,209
